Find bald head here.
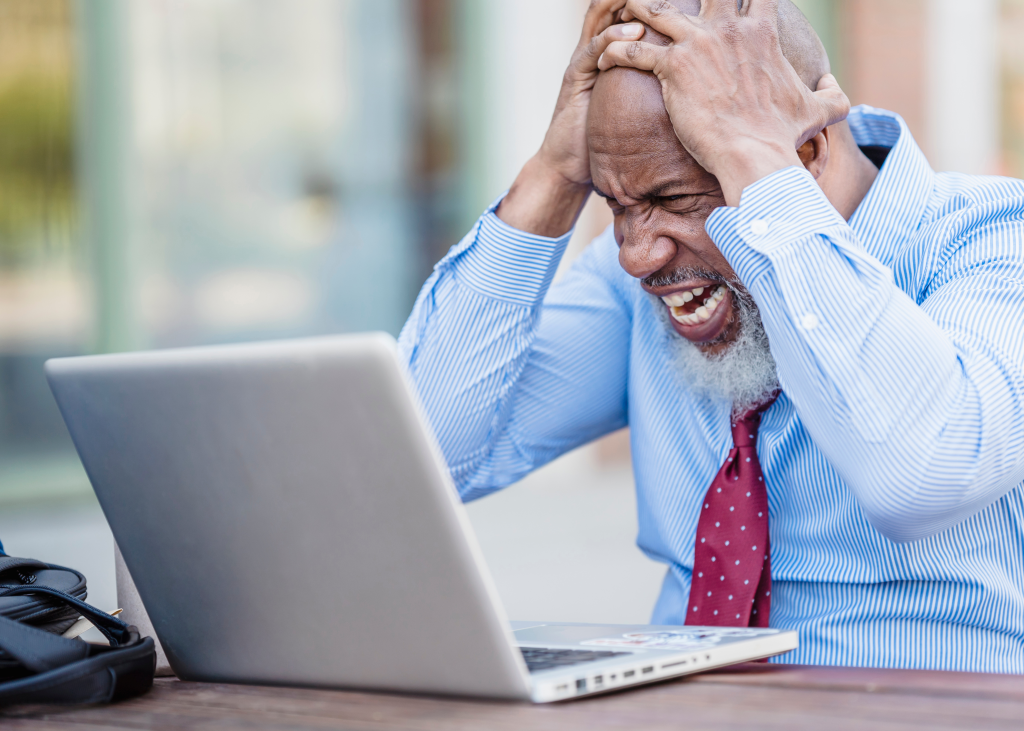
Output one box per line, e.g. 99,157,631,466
589,1,830,149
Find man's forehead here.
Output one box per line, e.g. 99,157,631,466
587,63,713,200
591,146,711,203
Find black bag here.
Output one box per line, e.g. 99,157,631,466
0,552,156,706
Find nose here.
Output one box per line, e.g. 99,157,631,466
617,228,678,281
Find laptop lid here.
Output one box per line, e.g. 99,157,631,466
46,333,532,699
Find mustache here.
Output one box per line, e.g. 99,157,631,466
642,266,725,290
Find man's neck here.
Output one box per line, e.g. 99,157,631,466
819,121,879,221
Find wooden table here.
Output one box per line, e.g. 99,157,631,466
4,663,1024,730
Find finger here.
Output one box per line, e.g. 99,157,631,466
581,0,630,42
803,74,851,143
701,0,743,18
576,22,647,71
742,0,779,19
621,0,692,39
597,39,667,72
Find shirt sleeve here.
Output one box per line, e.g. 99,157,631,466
398,198,631,501
706,166,1024,543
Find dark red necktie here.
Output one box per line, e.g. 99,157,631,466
687,393,779,628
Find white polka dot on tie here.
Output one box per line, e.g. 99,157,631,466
712,557,716,562
752,546,757,551
728,595,733,600
766,591,770,596
749,434,754,439
746,457,751,462
728,457,733,462
758,512,763,517
713,610,718,616
717,488,722,493
764,555,768,560
701,537,706,543
705,503,709,509
753,609,758,614
729,506,734,511
725,540,730,546
746,492,751,497
707,591,712,596
736,614,741,619
698,572,703,577
720,575,725,581
715,522,720,527
693,607,698,612
744,580,749,585
758,477,762,481
741,526,746,531
735,560,740,565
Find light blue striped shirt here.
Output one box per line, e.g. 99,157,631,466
398,106,1024,672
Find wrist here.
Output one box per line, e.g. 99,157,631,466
496,155,591,238
712,141,803,208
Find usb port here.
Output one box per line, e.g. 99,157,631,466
642,666,654,674
576,678,587,692
624,670,636,678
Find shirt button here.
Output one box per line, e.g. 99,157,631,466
750,219,770,236
801,313,820,330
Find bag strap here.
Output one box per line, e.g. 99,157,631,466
0,585,133,647
0,613,91,672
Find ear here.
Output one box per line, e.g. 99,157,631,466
797,127,830,180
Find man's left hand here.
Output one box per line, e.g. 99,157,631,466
598,0,850,206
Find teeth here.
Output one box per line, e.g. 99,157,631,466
670,307,700,325
663,285,728,326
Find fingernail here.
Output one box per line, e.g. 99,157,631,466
621,23,642,38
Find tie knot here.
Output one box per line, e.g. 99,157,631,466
731,413,761,448
730,391,780,448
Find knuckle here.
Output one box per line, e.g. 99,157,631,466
649,0,673,16
626,40,643,60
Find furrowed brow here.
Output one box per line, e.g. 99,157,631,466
593,181,701,204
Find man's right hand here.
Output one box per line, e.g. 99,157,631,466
496,0,644,238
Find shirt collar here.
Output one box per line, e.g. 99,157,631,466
846,105,936,267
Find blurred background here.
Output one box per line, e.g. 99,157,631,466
0,0,1015,624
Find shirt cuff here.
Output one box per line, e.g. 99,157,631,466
705,166,848,287
448,194,574,307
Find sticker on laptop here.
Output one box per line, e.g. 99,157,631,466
581,627,777,651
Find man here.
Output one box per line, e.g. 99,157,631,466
398,0,1024,671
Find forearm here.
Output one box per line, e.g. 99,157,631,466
708,168,1024,542
495,154,591,238
398,200,572,493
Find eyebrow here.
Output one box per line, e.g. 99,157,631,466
592,182,701,203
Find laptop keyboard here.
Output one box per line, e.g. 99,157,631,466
520,647,631,673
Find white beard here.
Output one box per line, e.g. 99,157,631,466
650,282,780,415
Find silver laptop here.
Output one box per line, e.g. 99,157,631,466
45,333,796,702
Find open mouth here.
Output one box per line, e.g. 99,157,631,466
659,284,733,343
